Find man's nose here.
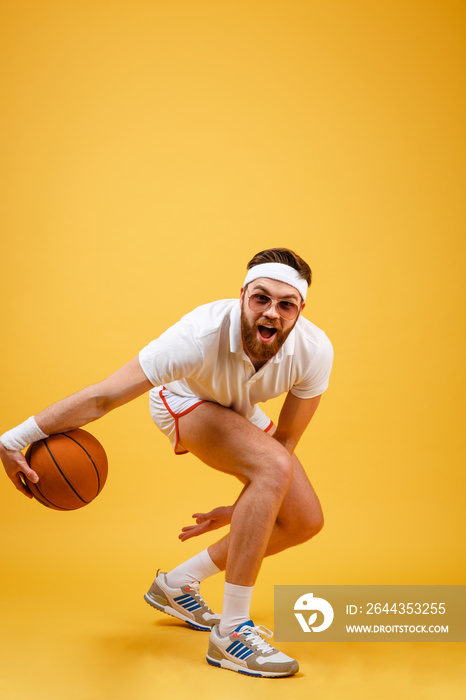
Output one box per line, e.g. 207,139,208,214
266,301,281,319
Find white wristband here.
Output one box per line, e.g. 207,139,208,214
0,416,49,451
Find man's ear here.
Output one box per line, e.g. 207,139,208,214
239,287,244,305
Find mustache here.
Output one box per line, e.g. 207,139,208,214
255,318,281,330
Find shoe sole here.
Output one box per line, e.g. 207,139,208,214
144,591,211,631
206,654,298,678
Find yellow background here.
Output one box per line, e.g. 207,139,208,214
1,1,465,698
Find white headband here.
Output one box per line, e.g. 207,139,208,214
244,263,308,301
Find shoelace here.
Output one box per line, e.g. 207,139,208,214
185,581,200,592
183,583,212,613
241,625,274,653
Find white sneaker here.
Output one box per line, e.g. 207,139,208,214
144,570,221,631
206,620,299,677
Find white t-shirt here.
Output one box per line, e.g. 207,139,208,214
139,299,333,422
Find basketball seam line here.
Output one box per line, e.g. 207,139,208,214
43,440,92,504
27,441,68,510
62,433,101,493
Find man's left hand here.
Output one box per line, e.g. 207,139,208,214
178,505,234,541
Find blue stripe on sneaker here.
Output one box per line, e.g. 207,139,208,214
238,648,254,660
232,646,244,658
173,594,202,611
232,644,251,658
226,641,242,654
174,594,191,603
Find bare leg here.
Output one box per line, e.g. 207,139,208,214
206,452,324,570
178,403,294,586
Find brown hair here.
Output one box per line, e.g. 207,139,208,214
246,247,312,286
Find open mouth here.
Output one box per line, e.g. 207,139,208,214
257,324,278,342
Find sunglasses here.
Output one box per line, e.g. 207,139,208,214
247,292,301,320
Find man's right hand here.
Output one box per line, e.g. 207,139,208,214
0,443,39,499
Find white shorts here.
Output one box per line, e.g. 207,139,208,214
149,386,274,455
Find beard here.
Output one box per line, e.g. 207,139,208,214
240,303,296,364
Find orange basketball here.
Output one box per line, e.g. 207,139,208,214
25,429,108,511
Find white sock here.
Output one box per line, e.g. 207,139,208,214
219,582,254,636
165,549,221,588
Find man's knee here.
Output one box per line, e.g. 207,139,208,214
258,449,293,495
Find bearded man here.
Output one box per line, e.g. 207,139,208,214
0,247,333,678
